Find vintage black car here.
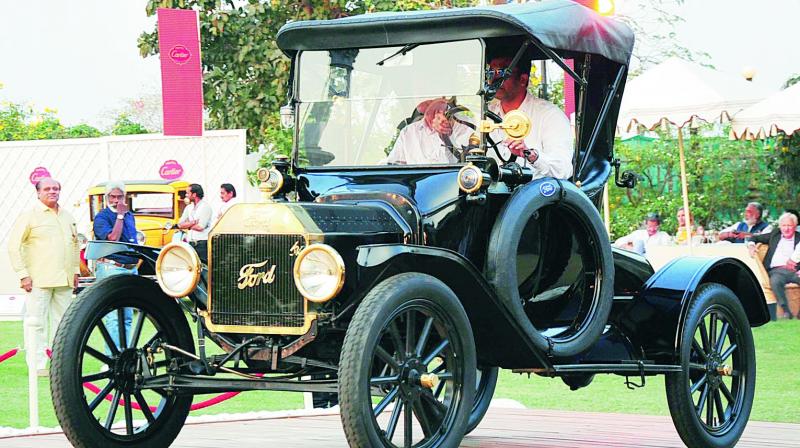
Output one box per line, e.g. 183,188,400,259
50,2,768,447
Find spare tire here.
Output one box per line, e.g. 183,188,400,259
486,178,614,357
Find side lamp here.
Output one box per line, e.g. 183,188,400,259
280,102,295,129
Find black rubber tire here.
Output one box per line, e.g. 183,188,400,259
51,275,194,448
665,283,756,448
486,179,614,357
339,273,476,448
465,366,499,434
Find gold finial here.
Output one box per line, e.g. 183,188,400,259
478,109,532,141
468,133,481,147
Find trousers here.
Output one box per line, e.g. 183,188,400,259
96,262,138,353
769,267,799,317
24,286,72,370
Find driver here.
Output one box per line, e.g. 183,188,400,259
384,97,473,165
486,55,574,179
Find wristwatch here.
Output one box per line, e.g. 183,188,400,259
116,214,124,220
525,148,539,164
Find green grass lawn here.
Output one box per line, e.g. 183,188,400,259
0,319,797,429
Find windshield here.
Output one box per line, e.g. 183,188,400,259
296,40,483,167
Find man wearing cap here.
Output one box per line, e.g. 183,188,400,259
93,181,139,351
8,177,80,376
719,202,772,243
614,212,672,255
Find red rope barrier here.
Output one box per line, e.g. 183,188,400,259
81,378,252,412
0,348,19,364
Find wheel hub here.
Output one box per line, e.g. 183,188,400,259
398,356,431,396
112,349,140,393
706,352,723,388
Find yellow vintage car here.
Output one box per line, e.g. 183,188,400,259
87,180,189,248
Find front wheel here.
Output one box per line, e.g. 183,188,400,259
339,273,476,448
51,275,194,448
665,283,756,448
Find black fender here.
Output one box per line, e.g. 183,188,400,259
85,240,162,266
354,243,552,369
84,240,208,308
485,178,615,357
618,256,769,364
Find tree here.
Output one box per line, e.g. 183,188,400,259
138,1,474,155
615,0,712,75
607,125,793,239
783,73,800,89
0,101,103,141
111,115,152,135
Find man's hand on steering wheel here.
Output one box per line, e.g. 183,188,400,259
430,111,453,136
506,139,538,164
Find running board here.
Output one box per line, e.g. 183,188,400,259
141,374,338,395
512,363,682,376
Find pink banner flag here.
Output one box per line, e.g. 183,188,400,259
563,59,576,121
157,8,203,136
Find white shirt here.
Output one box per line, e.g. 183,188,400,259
614,229,673,254
384,120,473,165
489,93,574,179
217,198,238,221
179,199,213,242
770,237,797,268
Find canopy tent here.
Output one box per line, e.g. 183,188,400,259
616,57,773,251
618,57,773,131
730,82,800,140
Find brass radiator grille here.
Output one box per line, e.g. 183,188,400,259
209,234,306,329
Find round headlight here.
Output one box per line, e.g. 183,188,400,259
156,242,201,298
264,168,284,192
458,165,483,193
136,231,146,245
293,244,345,303
257,167,284,196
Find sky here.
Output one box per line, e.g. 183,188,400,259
1,0,798,128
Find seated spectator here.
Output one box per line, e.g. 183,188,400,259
786,208,800,231
674,207,704,245
718,202,772,243
384,98,472,165
747,212,800,319
614,212,672,255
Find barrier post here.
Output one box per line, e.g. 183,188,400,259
302,375,314,410
28,355,39,428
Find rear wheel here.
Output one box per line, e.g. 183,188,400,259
665,283,755,448
339,273,476,448
465,365,498,434
51,275,194,448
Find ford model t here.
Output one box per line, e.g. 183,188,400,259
51,2,768,447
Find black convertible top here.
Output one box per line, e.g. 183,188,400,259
277,0,635,66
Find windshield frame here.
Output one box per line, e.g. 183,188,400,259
291,38,487,171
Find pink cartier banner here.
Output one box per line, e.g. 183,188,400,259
157,8,203,136
563,59,576,120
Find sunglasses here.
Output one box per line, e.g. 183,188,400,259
485,67,514,80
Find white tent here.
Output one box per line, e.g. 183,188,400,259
616,57,772,251
618,57,773,131
730,82,800,140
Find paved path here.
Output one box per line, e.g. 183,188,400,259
3,408,799,447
